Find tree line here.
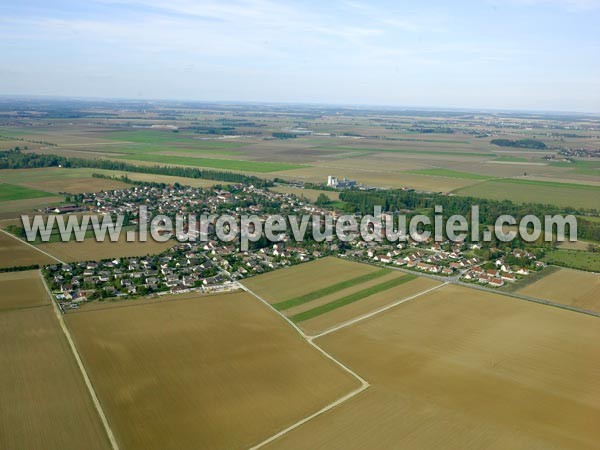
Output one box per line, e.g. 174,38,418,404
339,190,600,243
0,149,273,187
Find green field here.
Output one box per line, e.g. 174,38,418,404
290,274,417,322
550,160,600,176
544,249,600,272
99,145,242,156
103,129,226,145
316,146,494,158
273,268,390,311
115,154,307,172
0,183,54,202
405,168,492,180
494,178,600,191
454,178,600,209
493,156,529,163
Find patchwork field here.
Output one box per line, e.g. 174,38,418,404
0,270,49,311
37,232,175,262
0,230,56,268
0,273,109,449
242,256,379,303
517,268,600,313
65,291,360,450
267,285,600,450
296,276,441,335
287,274,418,324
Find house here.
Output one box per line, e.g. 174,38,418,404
376,255,392,264
489,278,504,287
501,273,516,282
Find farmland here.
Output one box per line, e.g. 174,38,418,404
243,259,444,336
404,168,493,180
517,268,600,313
242,256,379,303
0,182,54,202
0,270,49,311
0,272,109,449
0,168,129,194
266,284,600,449
65,290,360,450
0,230,56,268
37,232,175,262
116,153,306,172
454,178,600,209
543,249,600,272
296,276,440,335
289,274,419,323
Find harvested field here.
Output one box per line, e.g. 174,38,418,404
267,284,600,450
0,230,56,268
0,270,49,311
1,167,229,192
0,196,63,219
242,257,379,303
517,268,600,313
66,291,359,450
0,304,109,449
405,168,492,180
37,232,175,262
116,153,306,172
297,276,441,335
0,168,129,193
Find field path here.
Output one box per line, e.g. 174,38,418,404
310,281,448,339
0,228,65,264
241,283,370,450
40,272,120,450
242,280,450,450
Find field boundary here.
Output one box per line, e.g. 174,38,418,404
310,281,448,339
0,228,65,264
241,283,370,450
40,272,120,450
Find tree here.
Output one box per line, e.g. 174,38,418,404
315,193,331,206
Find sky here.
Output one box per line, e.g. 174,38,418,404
0,0,599,112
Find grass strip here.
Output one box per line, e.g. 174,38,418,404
290,273,417,323
273,268,390,311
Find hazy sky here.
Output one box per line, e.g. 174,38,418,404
1,0,599,112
